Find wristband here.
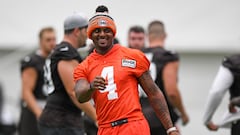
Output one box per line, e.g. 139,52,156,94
167,127,177,134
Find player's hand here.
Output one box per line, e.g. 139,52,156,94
229,103,237,113
90,76,107,90
35,109,42,119
181,113,189,126
206,121,218,131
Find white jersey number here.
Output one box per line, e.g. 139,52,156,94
145,53,157,80
43,59,55,94
99,66,118,100
139,53,157,97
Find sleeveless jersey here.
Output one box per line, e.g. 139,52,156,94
222,54,240,101
20,51,47,99
39,41,83,128
141,46,180,126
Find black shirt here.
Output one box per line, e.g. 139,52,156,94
20,51,47,100
39,42,83,128
141,47,180,127
222,54,240,100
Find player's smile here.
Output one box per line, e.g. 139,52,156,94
92,27,114,49
98,38,108,46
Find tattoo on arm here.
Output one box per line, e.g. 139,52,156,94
138,71,173,129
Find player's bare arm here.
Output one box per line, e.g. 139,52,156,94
163,61,189,125
138,71,180,135
58,59,97,122
22,67,42,118
75,79,94,103
75,76,107,103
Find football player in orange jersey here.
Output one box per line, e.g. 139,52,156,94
74,13,180,135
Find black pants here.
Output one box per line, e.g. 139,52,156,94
38,123,85,135
140,98,177,135
231,120,240,135
150,126,167,135
18,106,40,135
0,124,16,135
83,114,98,135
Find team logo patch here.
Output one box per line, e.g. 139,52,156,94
121,59,136,68
98,19,107,26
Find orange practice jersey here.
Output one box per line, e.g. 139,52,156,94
74,44,150,127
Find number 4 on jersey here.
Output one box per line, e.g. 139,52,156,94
100,66,118,100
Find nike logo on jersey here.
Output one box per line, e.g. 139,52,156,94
60,46,69,51
121,59,136,68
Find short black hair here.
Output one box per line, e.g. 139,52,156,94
128,25,145,34
64,25,88,35
95,5,109,13
64,28,74,35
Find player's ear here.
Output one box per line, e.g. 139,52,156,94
73,27,80,36
164,33,167,39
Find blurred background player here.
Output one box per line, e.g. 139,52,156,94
18,27,56,135
74,13,180,135
128,25,145,50
38,12,97,135
203,54,240,135
140,20,189,135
